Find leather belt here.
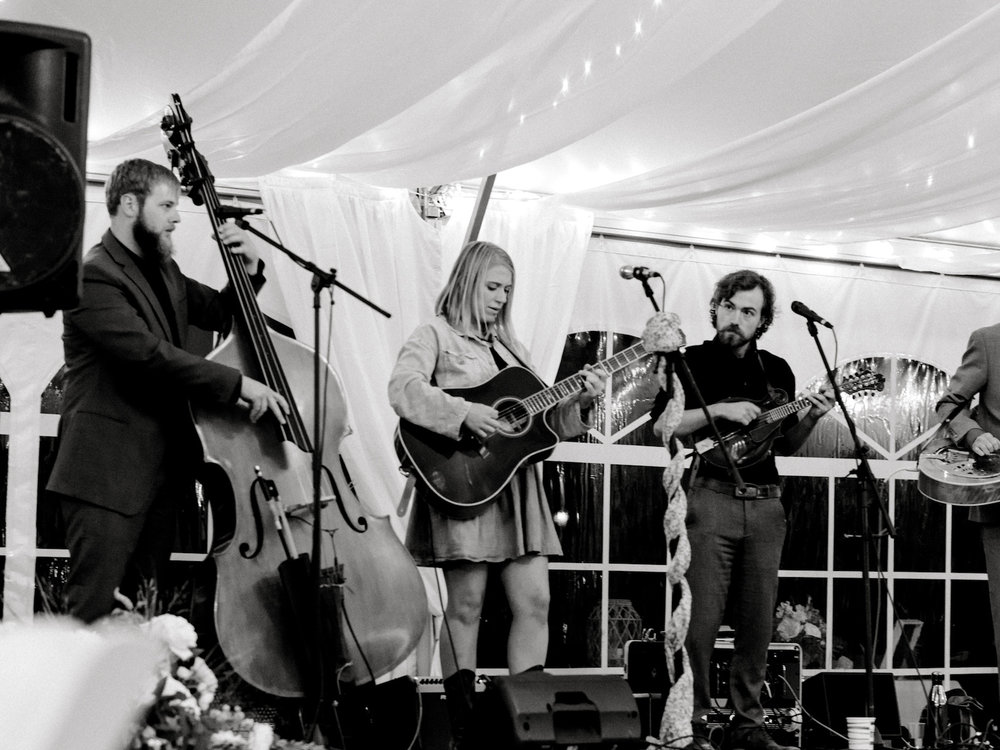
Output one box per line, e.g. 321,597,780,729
692,477,782,499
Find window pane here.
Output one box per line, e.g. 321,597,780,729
890,579,943,668
893,480,945,572
782,477,828,570
830,578,888,670
833,476,890,571
610,464,667,565
607,572,666,667
952,511,986,574
951,579,995,669
547,569,603,668
544,462,603,564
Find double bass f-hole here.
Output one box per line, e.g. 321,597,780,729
243,466,299,561
243,465,367,562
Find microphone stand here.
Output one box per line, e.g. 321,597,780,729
236,218,390,732
802,318,895,737
636,277,746,489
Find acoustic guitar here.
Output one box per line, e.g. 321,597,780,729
918,447,1000,506
396,341,651,517
693,369,885,469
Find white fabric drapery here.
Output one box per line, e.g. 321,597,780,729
562,4,1000,249
9,0,1000,268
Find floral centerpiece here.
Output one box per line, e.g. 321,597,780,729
772,597,826,668
102,590,325,750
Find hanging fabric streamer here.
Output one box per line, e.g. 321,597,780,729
639,311,693,749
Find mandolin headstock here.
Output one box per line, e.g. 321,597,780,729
839,368,885,398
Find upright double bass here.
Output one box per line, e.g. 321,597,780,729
161,94,427,697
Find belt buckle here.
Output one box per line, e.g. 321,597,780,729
734,484,759,498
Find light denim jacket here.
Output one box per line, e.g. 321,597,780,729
388,315,589,440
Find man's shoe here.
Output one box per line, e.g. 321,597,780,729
684,733,716,750
684,725,717,750
726,726,798,750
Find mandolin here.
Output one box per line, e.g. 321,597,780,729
693,369,884,468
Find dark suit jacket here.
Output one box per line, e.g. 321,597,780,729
47,230,253,516
936,322,1000,524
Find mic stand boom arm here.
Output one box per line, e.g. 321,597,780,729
236,219,392,319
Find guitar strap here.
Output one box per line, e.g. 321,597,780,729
756,350,786,405
492,337,530,371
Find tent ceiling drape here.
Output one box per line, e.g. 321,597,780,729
6,0,1000,271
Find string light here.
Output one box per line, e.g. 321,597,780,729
502,0,665,156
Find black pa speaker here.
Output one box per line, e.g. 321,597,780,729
475,672,643,748
0,22,90,315
801,671,902,749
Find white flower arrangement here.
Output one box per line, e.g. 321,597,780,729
773,597,827,668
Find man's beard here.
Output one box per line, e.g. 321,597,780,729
718,325,750,347
133,214,173,262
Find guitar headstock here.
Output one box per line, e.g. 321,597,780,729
839,368,885,397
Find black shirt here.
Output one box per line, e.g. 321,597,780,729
680,336,796,485
134,251,182,343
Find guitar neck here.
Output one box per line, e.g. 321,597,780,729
520,341,647,416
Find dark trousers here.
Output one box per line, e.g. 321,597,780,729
60,492,176,623
684,481,786,729
982,524,1000,702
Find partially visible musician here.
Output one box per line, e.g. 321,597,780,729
936,323,1000,699
46,158,289,624
388,240,606,750
669,269,832,750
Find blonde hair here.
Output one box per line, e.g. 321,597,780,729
436,240,517,343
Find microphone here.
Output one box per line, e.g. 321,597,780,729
791,300,833,329
620,265,660,281
216,205,265,219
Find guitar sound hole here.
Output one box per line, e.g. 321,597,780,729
496,399,531,437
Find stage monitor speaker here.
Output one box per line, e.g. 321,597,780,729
475,672,643,749
0,22,90,315
801,671,902,748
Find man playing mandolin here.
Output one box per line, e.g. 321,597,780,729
671,269,833,750
47,158,289,623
